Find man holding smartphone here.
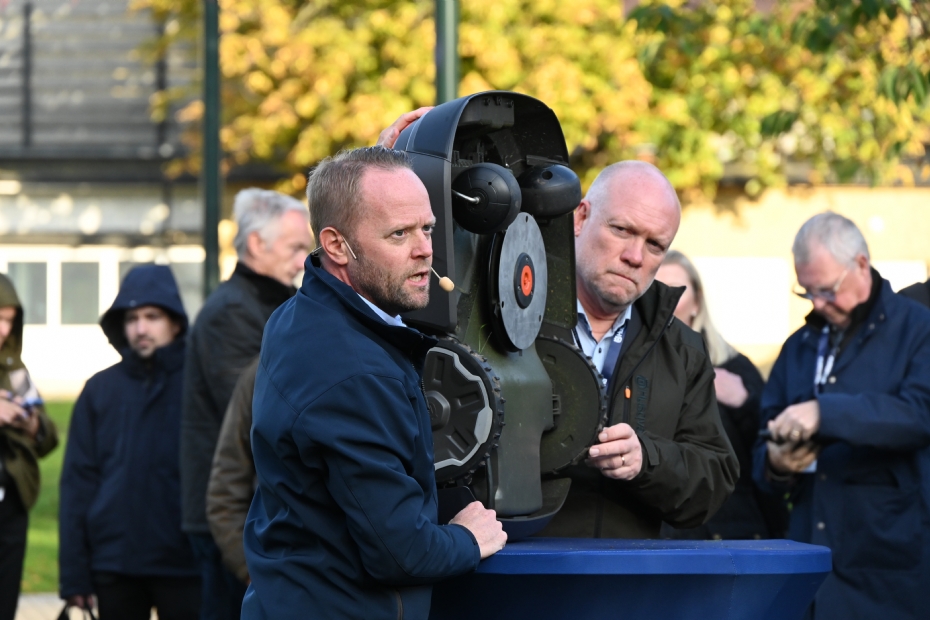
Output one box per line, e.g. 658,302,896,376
754,212,930,619
0,273,58,620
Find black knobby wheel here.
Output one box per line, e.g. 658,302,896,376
424,337,506,484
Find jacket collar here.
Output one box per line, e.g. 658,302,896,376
303,252,437,358
610,279,684,390
233,262,296,308
804,266,883,332
634,278,684,334
121,337,186,377
798,269,893,359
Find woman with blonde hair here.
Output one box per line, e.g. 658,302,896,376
657,250,786,540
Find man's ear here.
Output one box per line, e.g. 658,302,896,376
574,199,591,237
856,253,870,275
318,227,350,266
246,230,266,259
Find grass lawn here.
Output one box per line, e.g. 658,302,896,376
21,401,74,593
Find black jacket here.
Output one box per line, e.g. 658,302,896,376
179,263,293,533
899,278,930,308
59,265,196,598
242,255,479,620
540,280,739,538
662,352,787,540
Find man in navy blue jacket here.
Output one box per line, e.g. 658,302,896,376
59,265,200,619
243,146,506,620
754,212,930,619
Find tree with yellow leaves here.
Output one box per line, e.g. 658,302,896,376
135,0,930,198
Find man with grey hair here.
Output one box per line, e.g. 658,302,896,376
753,211,930,619
241,146,505,619
180,188,311,620
540,160,738,538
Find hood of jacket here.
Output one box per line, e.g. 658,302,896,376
99,264,188,352
0,273,24,371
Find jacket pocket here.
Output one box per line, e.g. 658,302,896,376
837,484,923,572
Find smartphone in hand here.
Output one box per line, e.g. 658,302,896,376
18,396,43,419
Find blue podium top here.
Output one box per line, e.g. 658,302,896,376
474,538,832,576
431,539,832,619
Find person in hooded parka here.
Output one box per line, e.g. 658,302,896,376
59,265,200,620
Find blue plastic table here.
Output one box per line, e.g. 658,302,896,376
429,539,831,620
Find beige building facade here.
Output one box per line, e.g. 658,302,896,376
671,185,930,375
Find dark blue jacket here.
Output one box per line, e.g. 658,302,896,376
753,276,930,620
59,265,198,597
242,255,480,620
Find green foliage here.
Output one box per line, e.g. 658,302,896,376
134,0,930,198
21,402,74,593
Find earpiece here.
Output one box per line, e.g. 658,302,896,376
343,238,359,261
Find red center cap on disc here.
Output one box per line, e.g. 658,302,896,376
521,265,534,297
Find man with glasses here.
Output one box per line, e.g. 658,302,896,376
753,211,930,620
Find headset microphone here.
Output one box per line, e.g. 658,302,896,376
430,267,455,292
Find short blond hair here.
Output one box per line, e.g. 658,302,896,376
306,146,412,244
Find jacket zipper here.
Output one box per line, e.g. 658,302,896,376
613,316,673,422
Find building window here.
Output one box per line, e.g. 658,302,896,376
7,262,47,325
61,262,99,324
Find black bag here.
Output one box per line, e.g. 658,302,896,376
56,603,99,620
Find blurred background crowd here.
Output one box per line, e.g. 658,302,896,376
0,0,928,618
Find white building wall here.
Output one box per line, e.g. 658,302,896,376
0,244,204,399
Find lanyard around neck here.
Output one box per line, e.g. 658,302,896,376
813,325,839,393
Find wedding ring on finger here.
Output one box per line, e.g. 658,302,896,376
620,454,626,466
789,429,802,441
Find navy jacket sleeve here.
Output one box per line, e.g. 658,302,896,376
292,373,480,585
817,327,930,451
58,387,99,598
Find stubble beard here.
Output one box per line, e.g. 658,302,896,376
353,253,430,317
577,256,640,313
130,337,156,359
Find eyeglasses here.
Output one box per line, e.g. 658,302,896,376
792,269,848,303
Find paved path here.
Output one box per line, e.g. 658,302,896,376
15,593,64,620
16,594,156,619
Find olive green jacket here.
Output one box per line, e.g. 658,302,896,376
206,357,258,583
0,273,58,509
